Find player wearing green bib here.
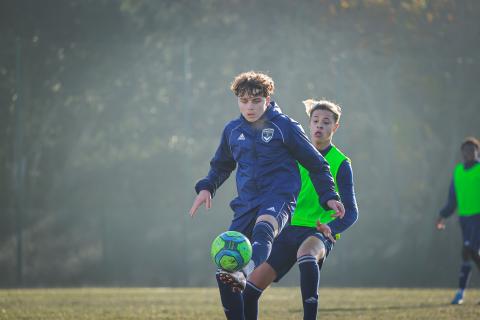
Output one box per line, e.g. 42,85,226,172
293,145,350,228
436,137,480,305
243,99,359,320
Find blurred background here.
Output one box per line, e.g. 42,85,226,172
1,0,479,288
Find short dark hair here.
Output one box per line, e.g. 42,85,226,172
461,136,480,150
303,99,342,123
230,71,275,97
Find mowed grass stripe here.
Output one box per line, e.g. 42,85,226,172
0,288,479,319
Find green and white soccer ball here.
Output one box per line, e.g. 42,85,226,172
211,231,252,272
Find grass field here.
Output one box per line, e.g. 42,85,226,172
0,287,479,319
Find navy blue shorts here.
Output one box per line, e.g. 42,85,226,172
459,214,480,252
228,198,294,240
266,225,334,282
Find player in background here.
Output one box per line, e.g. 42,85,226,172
242,99,359,320
436,137,480,305
189,72,345,320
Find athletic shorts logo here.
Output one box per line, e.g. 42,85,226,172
304,297,318,304
266,206,276,212
261,128,274,143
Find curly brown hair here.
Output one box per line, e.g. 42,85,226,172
230,71,275,97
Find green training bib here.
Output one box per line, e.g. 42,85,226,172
291,145,349,228
453,162,480,216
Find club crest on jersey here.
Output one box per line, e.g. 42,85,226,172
261,128,274,143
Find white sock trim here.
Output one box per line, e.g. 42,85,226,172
297,255,317,265
246,281,263,293
255,220,275,235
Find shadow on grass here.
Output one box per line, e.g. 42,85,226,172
318,303,452,313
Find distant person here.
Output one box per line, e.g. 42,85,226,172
242,99,359,320
436,137,480,305
189,71,345,320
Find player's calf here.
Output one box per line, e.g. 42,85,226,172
298,255,320,320
234,219,276,284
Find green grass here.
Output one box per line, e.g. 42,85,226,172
0,287,479,319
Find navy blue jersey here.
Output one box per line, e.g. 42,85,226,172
195,101,339,216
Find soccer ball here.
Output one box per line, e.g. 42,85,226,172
211,231,252,272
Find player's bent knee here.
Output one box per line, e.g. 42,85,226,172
256,214,279,236
297,247,325,261
297,237,325,261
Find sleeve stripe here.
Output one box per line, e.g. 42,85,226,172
228,124,242,155
269,121,285,143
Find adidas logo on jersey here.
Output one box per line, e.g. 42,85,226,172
238,133,245,140
266,207,276,212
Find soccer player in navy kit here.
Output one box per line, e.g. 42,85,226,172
436,137,480,305
242,99,359,320
189,72,345,320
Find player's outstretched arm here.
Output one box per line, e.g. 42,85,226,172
327,199,345,219
438,179,457,220
189,190,212,217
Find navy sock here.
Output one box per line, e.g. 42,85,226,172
217,273,244,320
243,281,263,320
458,262,472,290
298,255,319,320
250,221,275,273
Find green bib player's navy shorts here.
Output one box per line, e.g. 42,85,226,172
459,214,480,252
266,225,334,282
